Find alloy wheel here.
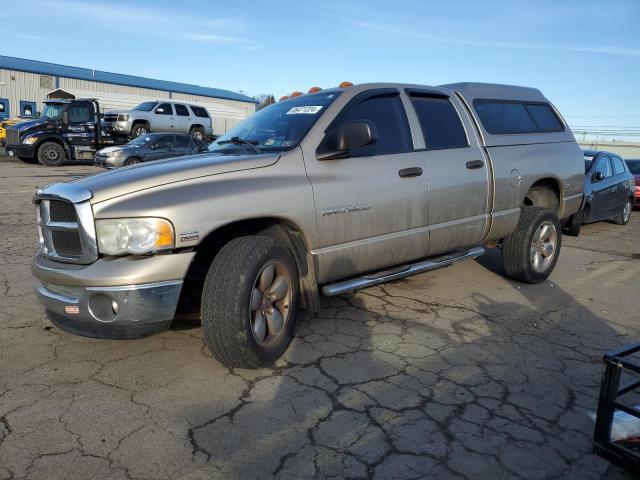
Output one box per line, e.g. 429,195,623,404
530,220,558,272
249,260,292,347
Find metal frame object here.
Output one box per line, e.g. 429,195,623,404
593,343,640,475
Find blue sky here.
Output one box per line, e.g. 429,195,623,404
1,0,639,137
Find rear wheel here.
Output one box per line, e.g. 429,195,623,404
614,199,632,225
201,236,299,368
130,124,149,138
502,206,562,283
37,142,65,167
190,126,205,141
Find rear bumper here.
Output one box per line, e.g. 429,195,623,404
36,279,183,339
5,144,35,158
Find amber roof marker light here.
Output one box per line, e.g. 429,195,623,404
339,81,354,88
308,86,322,93
290,91,303,98
279,95,289,101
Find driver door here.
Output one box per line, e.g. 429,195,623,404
591,156,616,219
304,89,429,283
61,101,97,154
146,135,175,161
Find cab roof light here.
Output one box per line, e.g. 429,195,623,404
339,81,353,88
290,91,303,98
308,86,322,93
279,95,289,101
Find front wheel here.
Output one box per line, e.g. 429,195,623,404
37,142,66,167
130,124,149,138
502,206,562,283
201,236,299,368
614,199,632,225
124,157,142,166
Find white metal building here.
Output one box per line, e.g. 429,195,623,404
0,55,257,135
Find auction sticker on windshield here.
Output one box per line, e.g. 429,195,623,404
286,106,323,115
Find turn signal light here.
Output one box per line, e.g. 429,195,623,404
308,86,322,93
339,81,353,88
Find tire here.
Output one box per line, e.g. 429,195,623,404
563,207,583,237
37,142,66,167
130,124,149,138
124,157,142,166
201,236,299,368
18,156,38,164
614,199,632,225
502,206,562,283
190,126,205,141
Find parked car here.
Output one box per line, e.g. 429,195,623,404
625,158,640,207
31,81,583,368
102,101,214,141
94,133,208,168
564,150,635,235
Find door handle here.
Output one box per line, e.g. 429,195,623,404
398,167,423,178
466,160,484,169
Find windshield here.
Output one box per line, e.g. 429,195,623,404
128,135,153,146
626,159,640,175
41,104,65,120
209,91,342,154
132,102,157,112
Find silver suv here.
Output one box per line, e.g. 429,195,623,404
103,101,213,140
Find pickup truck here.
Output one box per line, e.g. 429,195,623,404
31,82,584,368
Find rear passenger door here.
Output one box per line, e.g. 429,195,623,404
173,104,192,133
407,91,490,255
153,103,175,132
611,155,631,207
306,89,429,282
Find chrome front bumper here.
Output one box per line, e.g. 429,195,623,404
35,279,183,339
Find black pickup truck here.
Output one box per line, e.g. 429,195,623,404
4,99,126,166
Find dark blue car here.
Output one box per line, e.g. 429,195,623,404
564,150,635,235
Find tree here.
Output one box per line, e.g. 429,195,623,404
254,93,276,110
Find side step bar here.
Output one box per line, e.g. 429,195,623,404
321,246,485,297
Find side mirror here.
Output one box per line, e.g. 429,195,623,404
156,108,164,114
61,111,69,124
593,171,605,182
317,120,377,161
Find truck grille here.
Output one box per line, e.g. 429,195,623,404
103,114,118,123
37,199,98,264
5,127,20,146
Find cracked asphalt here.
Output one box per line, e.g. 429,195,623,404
1,159,639,480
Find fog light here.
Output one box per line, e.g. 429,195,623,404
88,293,118,323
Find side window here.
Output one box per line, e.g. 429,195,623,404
67,103,93,123
174,104,190,116
155,103,173,115
410,95,468,150
175,135,190,148
334,93,412,157
612,156,626,175
526,104,563,132
190,106,210,118
595,156,613,178
474,100,564,134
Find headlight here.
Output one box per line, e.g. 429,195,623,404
96,218,174,255
22,136,38,145
117,114,129,122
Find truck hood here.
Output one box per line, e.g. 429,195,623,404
13,118,53,132
69,152,280,204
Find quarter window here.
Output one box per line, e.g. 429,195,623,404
410,95,468,150
474,100,564,135
156,103,173,115
612,156,626,175
334,92,412,157
175,104,190,116
190,106,210,118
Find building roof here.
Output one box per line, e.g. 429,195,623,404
0,55,257,104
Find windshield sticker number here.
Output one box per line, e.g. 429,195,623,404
286,106,323,115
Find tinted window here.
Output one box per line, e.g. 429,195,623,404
334,92,412,157
474,100,564,134
156,103,173,115
612,156,626,175
410,95,468,150
67,103,93,123
626,159,640,175
190,106,209,118
175,135,190,148
595,156,613,178
526,104,563,131
133,102,157,111
175,104,189,116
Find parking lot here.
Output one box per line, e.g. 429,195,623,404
0,157,639,479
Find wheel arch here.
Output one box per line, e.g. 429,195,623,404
522,177,562,215
178,216,320,318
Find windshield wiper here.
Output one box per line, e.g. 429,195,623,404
216,136,261,154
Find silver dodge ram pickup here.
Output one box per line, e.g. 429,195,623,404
32,82,584,368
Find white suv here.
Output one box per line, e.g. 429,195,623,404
104,101,214,140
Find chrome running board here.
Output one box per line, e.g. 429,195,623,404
321,246,485,297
